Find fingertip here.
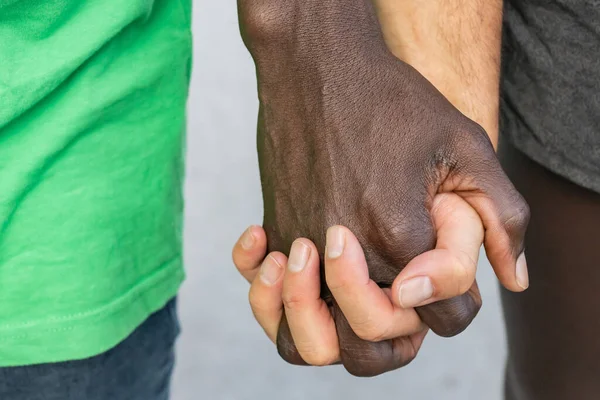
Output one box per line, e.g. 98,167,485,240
324,226,369,288
325,225,346,260
288,238,319,274
515,252,529,290
487,243,530,293
246,225,267,249
293,237,319,254
325,225,365,262
397,276,435,309
392,250,476,308
499,251,529,293
233,226,270,283
391,253,435,309
267,251,288,268
233,225,265,256
233,224,266,260
257,253,285,287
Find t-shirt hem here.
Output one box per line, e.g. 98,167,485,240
0,257,185,367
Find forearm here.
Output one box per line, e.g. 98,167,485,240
238,0,502,145
374,0,503,147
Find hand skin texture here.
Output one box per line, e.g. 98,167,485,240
237,0,530,376
233,193,487,377
373,0,504,145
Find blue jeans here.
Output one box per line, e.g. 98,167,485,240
0,298,179,400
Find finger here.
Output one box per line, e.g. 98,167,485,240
392,193,483,308
325,226,424,342
412,193,483,337
450,133,530,292
280,239,339,366
416,281,482,337
277,310,343,367
248,252,287,343
276,314,308,366
232,225,268,282
332,302,429,377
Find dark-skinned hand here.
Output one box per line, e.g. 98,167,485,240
233,193,489,377
237,0,529,376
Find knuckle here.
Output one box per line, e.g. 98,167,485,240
238,2,290,47
325,270,351,292
248,286,268,313
463,120,493,148
356,329,386,343
447,119,488,153
374,212,435,266
281,291,306,310
503,199,531,234
353,320,388,343
450,121,496,168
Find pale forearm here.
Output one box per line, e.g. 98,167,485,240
374,0,503,147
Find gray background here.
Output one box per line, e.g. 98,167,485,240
172,2,507,399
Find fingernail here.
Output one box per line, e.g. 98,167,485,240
288,241,311,272
326,226,345,259
516,252,529,290
398,277,434,308
259,255,283,286
240,227,256,250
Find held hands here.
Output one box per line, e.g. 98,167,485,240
237,0,529,377
233,194,519,376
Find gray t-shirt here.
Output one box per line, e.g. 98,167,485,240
501,0,600,193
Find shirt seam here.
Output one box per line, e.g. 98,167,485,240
0,254,182,335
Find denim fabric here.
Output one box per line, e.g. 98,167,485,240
0,298,179,400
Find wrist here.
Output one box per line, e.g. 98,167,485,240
238,0,390,62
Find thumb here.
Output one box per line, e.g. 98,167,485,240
391,193,483,309
448,136,530,292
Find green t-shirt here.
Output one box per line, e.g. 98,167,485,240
0,0,191,366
